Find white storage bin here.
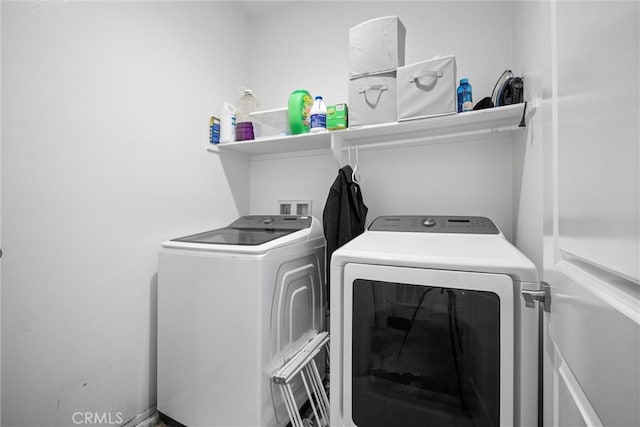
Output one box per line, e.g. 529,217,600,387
249,107,289,138
349,16,406,77
348,71,397,127
397,55,457,121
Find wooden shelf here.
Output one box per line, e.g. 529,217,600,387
207,103,534,161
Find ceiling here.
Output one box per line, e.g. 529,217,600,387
234,1,297,19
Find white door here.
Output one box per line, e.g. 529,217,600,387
542,2,639,426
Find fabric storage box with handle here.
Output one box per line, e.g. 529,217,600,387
348,71,397,127
397,55,457,121
349,16,406,78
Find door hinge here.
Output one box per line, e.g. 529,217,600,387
522,282,551,312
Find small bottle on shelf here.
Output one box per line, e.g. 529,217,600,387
235,88,259,141
219,102,236,143
457,78,473,112
309,96,328,133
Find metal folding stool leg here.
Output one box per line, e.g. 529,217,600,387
272,332,331,427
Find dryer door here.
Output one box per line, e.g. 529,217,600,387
341,264,514,427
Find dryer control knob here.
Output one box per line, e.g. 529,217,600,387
263,217,274,224
422,217,437,227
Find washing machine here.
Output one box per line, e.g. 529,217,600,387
330,215,539,427
157,215,325,427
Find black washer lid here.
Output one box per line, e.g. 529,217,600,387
171,215,312,246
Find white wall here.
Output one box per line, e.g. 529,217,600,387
250,1,513,111
554,1,639,282
247,2,519,239
510,0,553,275
510,0,640,282
1,2,249,426
0,1,3,424
0,1,584,425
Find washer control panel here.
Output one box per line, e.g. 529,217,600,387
230,215,312,230
369,216,499,234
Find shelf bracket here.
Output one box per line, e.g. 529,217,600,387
518,101,528,127
330,134,346,168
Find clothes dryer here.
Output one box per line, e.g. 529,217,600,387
330,216,539,427
158,215,325,427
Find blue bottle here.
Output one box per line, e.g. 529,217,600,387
457,78,473,112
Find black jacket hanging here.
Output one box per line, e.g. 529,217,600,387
322,165,368,306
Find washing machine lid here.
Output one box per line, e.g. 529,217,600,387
163,215,323,254
332,215,538,283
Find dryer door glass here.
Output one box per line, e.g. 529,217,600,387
352,279,500,427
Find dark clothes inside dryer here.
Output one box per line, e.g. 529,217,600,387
352,280,501,427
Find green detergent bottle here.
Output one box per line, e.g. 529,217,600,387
288,89,313,135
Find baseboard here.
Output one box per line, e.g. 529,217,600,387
158,412,187,427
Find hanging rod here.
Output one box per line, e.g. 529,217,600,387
331,123,528,167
